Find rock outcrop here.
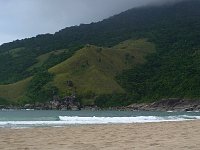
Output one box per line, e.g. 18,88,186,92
127,98,200,111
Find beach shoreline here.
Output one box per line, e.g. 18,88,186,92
0,121,199,150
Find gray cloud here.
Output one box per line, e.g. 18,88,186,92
0,0,184,45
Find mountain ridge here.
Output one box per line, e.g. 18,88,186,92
0,0,198,84
0,39,155,105
1,0,200,106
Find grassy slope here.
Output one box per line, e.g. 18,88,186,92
28,49,67,70
49,39,155,96
0,78,31,101
0,39,154,103
7,48,25,57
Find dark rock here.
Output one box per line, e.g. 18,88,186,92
126,98,200,112
184,107,194,112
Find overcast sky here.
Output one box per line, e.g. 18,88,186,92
0,0,182,45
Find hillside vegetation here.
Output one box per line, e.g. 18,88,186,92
1,0,200,106
0,39,154,105
0,78,31,104
28,49,67,71
49,39,154,96
1,0,197,84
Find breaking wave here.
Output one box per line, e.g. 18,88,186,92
0,115,199,128
58,115,200,124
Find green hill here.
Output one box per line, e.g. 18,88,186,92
1,0,200,106
0,78,31,104
28,49,67,71
1,0,197,85
0,39,155,105
49,39,154,97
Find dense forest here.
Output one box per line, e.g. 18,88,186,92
1,0,197,84
1,0,200,106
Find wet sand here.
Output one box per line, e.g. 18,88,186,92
0,121,199,150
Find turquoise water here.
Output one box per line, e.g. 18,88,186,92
0,110,199,128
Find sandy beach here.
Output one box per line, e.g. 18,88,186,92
0,121,199,150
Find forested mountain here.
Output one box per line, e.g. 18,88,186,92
0,0,200,106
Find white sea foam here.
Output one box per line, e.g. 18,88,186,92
179,115,200,119
58,115,198,124
167,111,175,112
0,115,199,128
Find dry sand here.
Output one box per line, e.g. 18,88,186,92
0,121,199,150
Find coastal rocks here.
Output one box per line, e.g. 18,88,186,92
0,105,5,109
2,98,200,112
50,95,81,110
24,104,33,109
127,98,200,111
22,103,51,110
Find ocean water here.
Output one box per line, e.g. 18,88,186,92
0,110,200,128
